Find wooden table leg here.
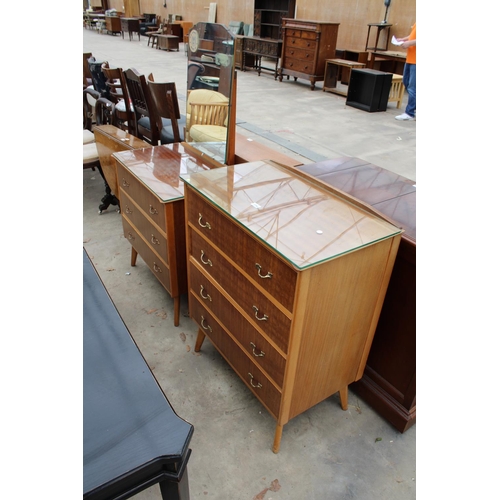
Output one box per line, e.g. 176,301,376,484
272,423,283,454
339,385,348,411
173,296,180,327
194,328,205,352
131,247,138,266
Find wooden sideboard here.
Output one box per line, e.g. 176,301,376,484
112,144,213,326
182,161,402,452
279,19,339,90
294,157,416,433
241,36,283,79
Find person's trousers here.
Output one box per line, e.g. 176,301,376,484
403,63,416,117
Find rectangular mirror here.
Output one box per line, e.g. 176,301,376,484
186,22,236,166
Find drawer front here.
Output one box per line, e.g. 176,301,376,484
190,229,292,353
122,218,172,293
189,263,286,386
187,189,297,312
117,163,167,229
283,57,315,74
284,46,315,62
285,35,317,51
190,296,281,417
121,190,168,264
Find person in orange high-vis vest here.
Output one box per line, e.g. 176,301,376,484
395,23,416,121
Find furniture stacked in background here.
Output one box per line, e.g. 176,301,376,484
83,248,193,500
294,157,416,433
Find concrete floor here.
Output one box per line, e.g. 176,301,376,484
83,27,416,500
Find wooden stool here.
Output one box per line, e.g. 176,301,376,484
323,59,366,96
388,73,404,109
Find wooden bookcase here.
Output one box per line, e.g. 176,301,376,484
253,0,296,40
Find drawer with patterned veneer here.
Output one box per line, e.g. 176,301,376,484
120,190,169,263
189,263,286,387
118,165,167,230
189,228,292,353
186,191,297,312
189,297,282,418
122,219,172,293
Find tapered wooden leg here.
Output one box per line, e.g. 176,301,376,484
173,296,180,327
339,385,348,411
131,247,138,266
272,424,283,454
194,328,205,352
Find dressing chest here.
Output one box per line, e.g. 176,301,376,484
181,161,402,452
279,19,340,90
113,144,213,326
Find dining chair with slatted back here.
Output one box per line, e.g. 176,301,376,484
146,75,186,144
123,67,160,145
101,62,134,132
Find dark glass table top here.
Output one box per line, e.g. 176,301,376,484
83,249,193,498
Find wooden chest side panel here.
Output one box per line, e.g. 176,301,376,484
287,237,396,420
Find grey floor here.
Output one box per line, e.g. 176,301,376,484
83,27,416,500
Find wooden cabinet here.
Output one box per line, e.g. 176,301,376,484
182,161,402,452
279,19,340,90
113,144,213,326
253,0,296,40
105,16,121,34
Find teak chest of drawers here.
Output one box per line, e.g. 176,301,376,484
113,144,213,326
279,19,340,90
182,161,402,452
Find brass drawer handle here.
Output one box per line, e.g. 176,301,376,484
153,262,162,273
201,315,212,332
250,342,265,358
200,250,213,266
255,263,272,279
198,213,211,229
252,306,268,321
121,179,130,188
151,234,160,245
149,205,158,216
248,373,262,389
125,206,133,214
200,285,212,302
127,232,135,241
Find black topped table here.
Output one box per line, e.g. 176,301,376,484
83,248,194,499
